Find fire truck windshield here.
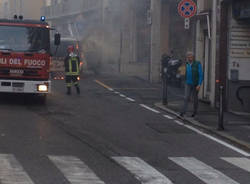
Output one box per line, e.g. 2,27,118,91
0,25,49,53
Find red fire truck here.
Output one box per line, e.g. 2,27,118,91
0,17,60,102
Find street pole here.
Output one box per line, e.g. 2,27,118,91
162,77,168,105
118,0,122,73
218,85,225,130
162,57,168,105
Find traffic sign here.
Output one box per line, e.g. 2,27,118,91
178,0,197,18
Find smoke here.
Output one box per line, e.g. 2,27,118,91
49,0,151,74
74,0,123,73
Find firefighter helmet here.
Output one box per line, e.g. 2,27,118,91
67,45,74,53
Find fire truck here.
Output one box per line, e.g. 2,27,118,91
0,16,60,103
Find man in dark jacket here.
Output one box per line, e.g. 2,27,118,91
64,45,80,95
180,51,203,117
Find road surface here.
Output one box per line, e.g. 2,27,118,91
0,73,249,184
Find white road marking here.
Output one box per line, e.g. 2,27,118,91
119,94,126,98
108,88,114,91
0,154,34,184
174,120,184,125
114,91,120,94
169,157,239,184
112,156,173,184
172,120,250,157
221,157,250,172
163,115,174,120
126,97,136,102
49,155,105,184
140,104,160,114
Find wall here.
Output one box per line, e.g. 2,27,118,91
101,0,121,73
161,2,170,56
0,0,9,18
0,0,11,18
150,0,161,82
227,4,250,113
120,0,151,81
0,0,43,19
43,0,120,74
22,0,43,19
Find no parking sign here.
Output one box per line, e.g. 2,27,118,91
178,0,197,18
178,0,197,29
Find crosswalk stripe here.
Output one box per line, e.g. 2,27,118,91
112,156,173,184
0,154,34,184
49,155,105,184
169,157,239,184
221,157,250,172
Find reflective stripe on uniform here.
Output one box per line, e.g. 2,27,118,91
66,83,72,87
66,72,79,76
69,59,72,75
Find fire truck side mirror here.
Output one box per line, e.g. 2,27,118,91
54,33,61,46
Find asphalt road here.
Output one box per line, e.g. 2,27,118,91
0,73,249,184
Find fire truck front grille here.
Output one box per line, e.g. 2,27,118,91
0,68,40,76
23,70,39,76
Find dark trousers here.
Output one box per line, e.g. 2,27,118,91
65,75,79,87
65,75,80,94
181,84,199,115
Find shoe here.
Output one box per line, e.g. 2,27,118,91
179,113,184,117
191,113,196,117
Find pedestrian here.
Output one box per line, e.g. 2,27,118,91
180,51,203,117
64,45,81,95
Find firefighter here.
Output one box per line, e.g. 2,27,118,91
64,45,80,95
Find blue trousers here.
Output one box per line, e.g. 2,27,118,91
181,84,199,114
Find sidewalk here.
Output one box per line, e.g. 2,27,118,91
155,99,250,151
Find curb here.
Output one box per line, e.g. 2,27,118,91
155,102,250,152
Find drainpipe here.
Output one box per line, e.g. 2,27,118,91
210,0,218,107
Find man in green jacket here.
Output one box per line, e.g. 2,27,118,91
180,51,203,117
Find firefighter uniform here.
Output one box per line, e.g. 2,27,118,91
64,52,80,95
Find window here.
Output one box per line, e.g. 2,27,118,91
0,25,50,53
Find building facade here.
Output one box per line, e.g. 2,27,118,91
195,0,250,113
219,0,250,113
0,0,43,19
43,0,188,81
120,0,196,82
42,0,250,112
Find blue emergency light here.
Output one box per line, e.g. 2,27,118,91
41,16,46,21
